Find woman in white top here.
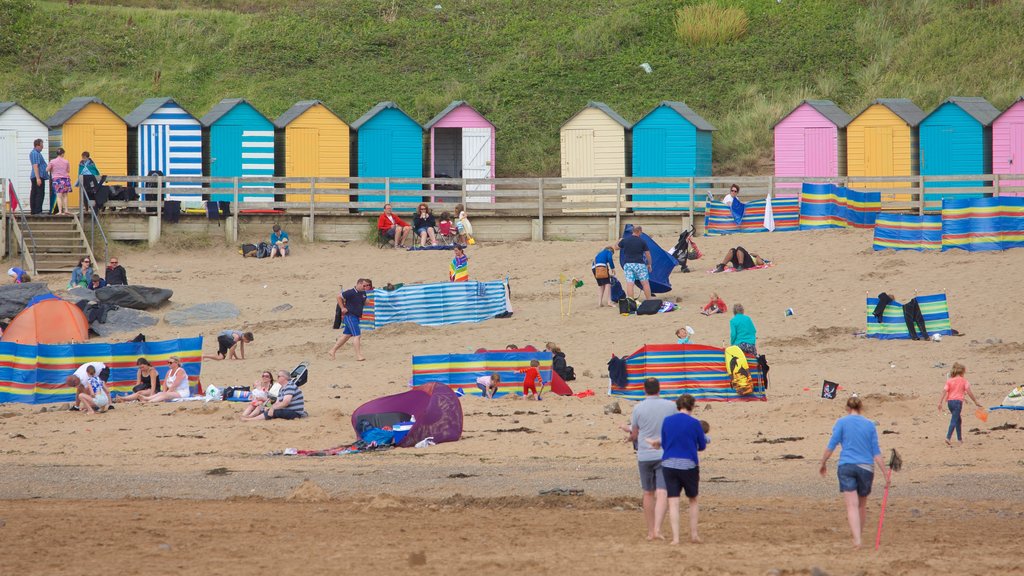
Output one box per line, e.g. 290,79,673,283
144,357,190,402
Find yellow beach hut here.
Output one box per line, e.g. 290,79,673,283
46,97,127,209
274,100,350,203
846,98,925,201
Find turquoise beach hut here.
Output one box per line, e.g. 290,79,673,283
919,96,1000,200
199,99,275,201
351,101,424,209
631,101,715,211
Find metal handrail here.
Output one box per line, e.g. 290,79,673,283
6,180,40,275
82,192,109,266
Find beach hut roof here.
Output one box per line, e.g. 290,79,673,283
648,101,716,131
350,101,423,131
0,102,46,125
200,98,267,127
560,101,632,130
423,100,496,130
992,96,1024,123
772,99,852,129
938,97,1001,127
274,100,345,129
124,97,194,128
46,97,123,128
855,98,926,127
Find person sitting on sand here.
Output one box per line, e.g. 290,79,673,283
143,357,190,402
68,257,92,289
646,394,708,545
115,358,161,403
269,224,290,258
68,361,107,411
700,293,726,316
516,359,543,400
88,273,106,290
240,370,274,419
546,342,574,381
476,372,501,399
675,326,693,345
104,256,128,286
243,370,306,421
712,246,769,273
204,330,254,361
74,365,112,415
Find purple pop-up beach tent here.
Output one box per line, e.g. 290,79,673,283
350,382,464,447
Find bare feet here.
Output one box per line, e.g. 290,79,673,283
944,438,952,446
328,350,336,360
690,536,702,544
356,356,366,362
670,539,679,545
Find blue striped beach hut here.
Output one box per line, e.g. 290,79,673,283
125,98,203,200
351,101,424,209
200,99,275,201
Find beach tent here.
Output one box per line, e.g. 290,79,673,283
619,224,674,295
0,102,48,207
46,97,127,209
124,97,203,200
199,98,275,201
351,382,463,447
631,101,715,211
1,299,88,345
351,101,424,209
425,101,495,195
772,100,852,195
991,96,1024,196
846,99,925,201
919,97,1000,200
274,100,351,204
609,343,767,402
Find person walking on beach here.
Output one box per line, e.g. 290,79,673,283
618,377,677,540
648,393,707,545
618,225,652,300
329,278,372,361
937,362,982,446
818,396,890,548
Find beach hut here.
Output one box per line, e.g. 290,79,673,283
631,101,715,211
919,97,1000,200
124,98,203,200
274,100,350,204
772,100,852,195
425,101,496,197
560,101,630,189
846,98,925,201
199,99,275,201
0,102,48,207
351,101,424,208
46,97,127,209
992,96,1024,196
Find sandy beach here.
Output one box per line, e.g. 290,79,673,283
2,226,1022,574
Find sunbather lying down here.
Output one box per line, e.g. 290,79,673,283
713,246,770,273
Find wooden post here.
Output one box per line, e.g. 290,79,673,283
461,178,467,207
309,177,316,242
768,175,775,199
688,176,696,228
384,177,390,204
615,177,622,235
993,173,1001,197
156,174,164,239
537,178,544,241
232,177,239,242
917,175,925,215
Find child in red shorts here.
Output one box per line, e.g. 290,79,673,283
517,359,543,400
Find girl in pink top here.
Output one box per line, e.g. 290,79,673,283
937,362,981,446
48,147,72,216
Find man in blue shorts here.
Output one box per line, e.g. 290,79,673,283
329,278,372,361
620,377,677,540
617,225,653,300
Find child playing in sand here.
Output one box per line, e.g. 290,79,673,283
938,362,982,446
454,204,475,245
77,365,111,414
476,372,501,399
517,360,543,400
676,326,694,344
701,293,726,316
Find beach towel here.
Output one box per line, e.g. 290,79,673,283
730,197,746,224
708,263,775,274
449,254,469,282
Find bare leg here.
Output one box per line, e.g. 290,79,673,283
667,496,681,545
202,353,226,361
625,279,635,299
688,497,701,542
642,490,655,539
145,390,182,403
78,393,96,414
641,280,652,300
419,230,427,246
351,335,365,361
426,227,437,246
719,248,736,267
843,491,863,547
328,334,351,359
653,488,668,539
858,495,868,543
242,411,268,422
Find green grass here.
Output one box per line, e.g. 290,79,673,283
2,0,1023,176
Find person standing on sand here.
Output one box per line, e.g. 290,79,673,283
618,225,652,300
937,362,982,446
819,396,890,548
329,278,372,361
618,377,677,541
647,393,707,545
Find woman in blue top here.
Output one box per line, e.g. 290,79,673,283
819,396,890,548
68,257,93,289
269,224,290,258
729,303,757,356
592,245,616,308
648,394,707,544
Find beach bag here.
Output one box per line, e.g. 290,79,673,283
618,297,638,315
241,243,258,257
686,239,703,261
593,264,609,280
256,242,272,259
636,299,663,315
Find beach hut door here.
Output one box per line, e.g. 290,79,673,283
0,131,16,201
462,127,491,191
1007,124,1024,192
802,128,831,177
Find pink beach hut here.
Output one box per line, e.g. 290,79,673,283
992,96,1024,196
425,101,496,196
772,100,852,197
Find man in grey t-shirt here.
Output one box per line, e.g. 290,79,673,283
621,377,678,540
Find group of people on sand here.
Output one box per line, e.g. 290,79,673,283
65,255,129,289
29,139,99,216
66,357,189,413
376,202,474,248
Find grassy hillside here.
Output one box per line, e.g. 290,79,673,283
1,0,1022,176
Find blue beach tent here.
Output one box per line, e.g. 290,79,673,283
200,99,275,201
351,101,424,210
919,97,1000,200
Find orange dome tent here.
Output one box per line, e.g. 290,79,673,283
1,299,89,345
